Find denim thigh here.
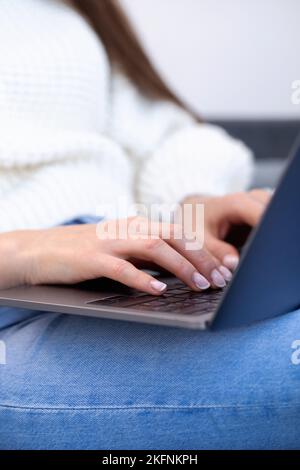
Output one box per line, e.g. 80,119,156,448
1,307,300,449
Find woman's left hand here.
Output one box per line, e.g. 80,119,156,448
181,189,272,272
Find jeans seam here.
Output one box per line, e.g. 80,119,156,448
0,402,298,412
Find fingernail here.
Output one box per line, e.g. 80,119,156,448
223,255,239,271
219,265,232,282
192,272,211,290
150,280,167,293
211,269,226,288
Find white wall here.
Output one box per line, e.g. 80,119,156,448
122,0,300,119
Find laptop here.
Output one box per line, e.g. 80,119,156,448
1,139,300,331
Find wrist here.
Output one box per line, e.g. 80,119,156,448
0,230,40,289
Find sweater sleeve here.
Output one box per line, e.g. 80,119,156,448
0,136,134,232
108,71,254,205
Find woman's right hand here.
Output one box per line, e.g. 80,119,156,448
0,217,230,295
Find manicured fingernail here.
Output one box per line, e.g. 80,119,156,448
192,272,211,290
150,280,167,293
223,255,239,271
211,269,226,288
219,265,232,282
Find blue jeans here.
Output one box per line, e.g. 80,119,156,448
0,218,300,449
1,307,300,450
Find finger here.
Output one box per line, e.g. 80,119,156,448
167,237,227,288
248,189,272,205
224,193,266,227
206,237,239,272
94,254,168,295
143,221,227,288
125,238,213,291
154,221,228,289
109,219,227,289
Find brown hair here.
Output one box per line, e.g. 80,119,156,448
70,0,197,116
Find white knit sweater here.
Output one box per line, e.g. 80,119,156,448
0,0,254,232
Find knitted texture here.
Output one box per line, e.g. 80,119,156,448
0,0,254,231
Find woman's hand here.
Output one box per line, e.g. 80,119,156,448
0,217,233,295
0,190,271,295
181,189,272,271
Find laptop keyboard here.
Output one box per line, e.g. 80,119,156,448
87,282,224,316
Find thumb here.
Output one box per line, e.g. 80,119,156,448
206,237,239,271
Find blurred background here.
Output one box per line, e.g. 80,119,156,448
122,0,300,187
